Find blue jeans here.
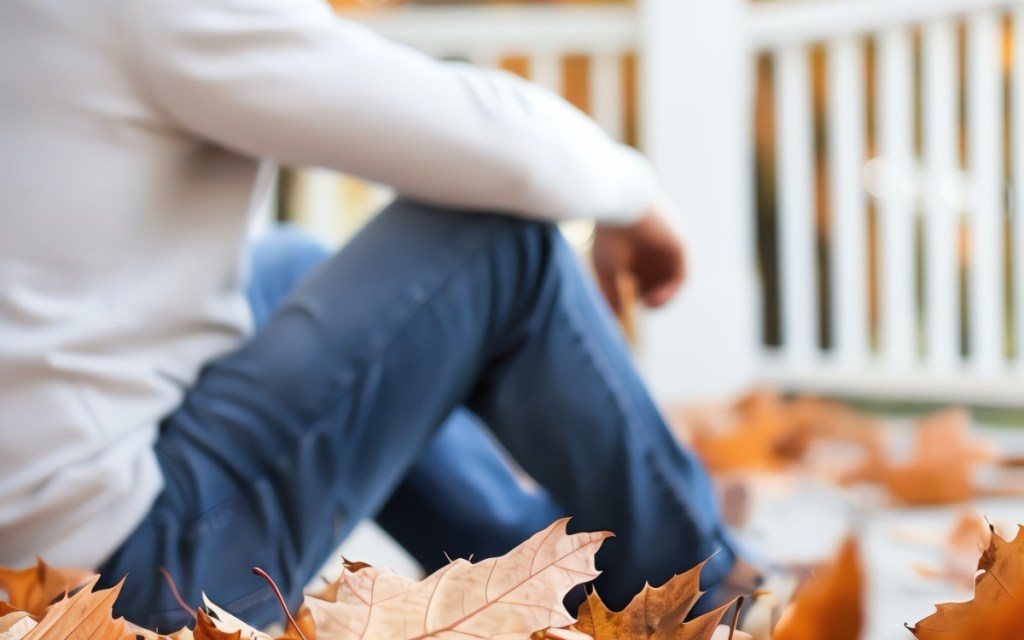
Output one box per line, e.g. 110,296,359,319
98,201,736,631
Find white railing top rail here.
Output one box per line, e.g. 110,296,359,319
748,0,1022,51
344,0,1024,58
341,5,639,57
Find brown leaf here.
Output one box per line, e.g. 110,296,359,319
771,538,863,640
569,561,737,640
0,559,93,618
688,391,799,473
678,391,882,477
312,560,374,605
305,518,609,639
281,605,316,640
884,461,974,505
187,610,242,640
910,525,1024,639
883,409,991,505
201,596,276,640
22,576,137,640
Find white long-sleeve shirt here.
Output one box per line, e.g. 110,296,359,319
0,0,659,569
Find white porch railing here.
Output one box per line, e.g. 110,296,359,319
326,0,1024,407
743,0,1024,406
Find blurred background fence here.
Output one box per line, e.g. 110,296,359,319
268,0,1024,408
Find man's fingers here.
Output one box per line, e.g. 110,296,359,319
639,277,682,308
596,268,622,314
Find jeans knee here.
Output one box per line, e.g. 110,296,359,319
385,198,569,277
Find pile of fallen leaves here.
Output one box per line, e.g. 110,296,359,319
0,520,750,640
671,390,1021,509
2,517,1023,639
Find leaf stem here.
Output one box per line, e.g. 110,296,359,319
252,567,308,640
157,566,197,621
727,596,744,640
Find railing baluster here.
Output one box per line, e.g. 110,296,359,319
828,37,868,367
922,19,960,372
776,46,818,365
589,53,625,142
877,28,916,370
967,11,1004,373
1014,7,1024,370
529,53,564,95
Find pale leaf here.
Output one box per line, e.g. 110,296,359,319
0,612,37,640
306,518,610,639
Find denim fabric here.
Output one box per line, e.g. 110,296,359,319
98,202,736,631
245,225,566,575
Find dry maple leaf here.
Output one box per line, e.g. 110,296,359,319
18,575,137,640
676,390,881,477
174,610,243,640
771,538,862,640
687,391,799,473
570,561,735,640
882,409,992,506
909,525,1024,639
304,518,609,639
0,559,93,618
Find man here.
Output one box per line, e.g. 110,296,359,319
0,0,741,629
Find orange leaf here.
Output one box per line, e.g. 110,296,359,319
884,461,974,505
772,538,863,640
570,561,734,639
282,605,316,640
189,610,242,640
305,518,609,639
910,525,1024,639
883,409,991,506
0,559,92,618
21,576,137,640
680,391,881,476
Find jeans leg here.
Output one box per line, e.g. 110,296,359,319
375,409,565,571
247,227,567,575
246,225,332,326
99,201,733,630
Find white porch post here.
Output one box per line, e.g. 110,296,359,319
636,0,758,403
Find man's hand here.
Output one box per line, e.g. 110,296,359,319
591,200,686,314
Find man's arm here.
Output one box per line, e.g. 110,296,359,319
126,0,658,224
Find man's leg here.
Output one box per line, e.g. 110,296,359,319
376,410,565,571
99,202,735,630
246,226,566,573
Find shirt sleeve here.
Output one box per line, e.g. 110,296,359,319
125,0,659,223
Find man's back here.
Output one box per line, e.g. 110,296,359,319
0,0,256,568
